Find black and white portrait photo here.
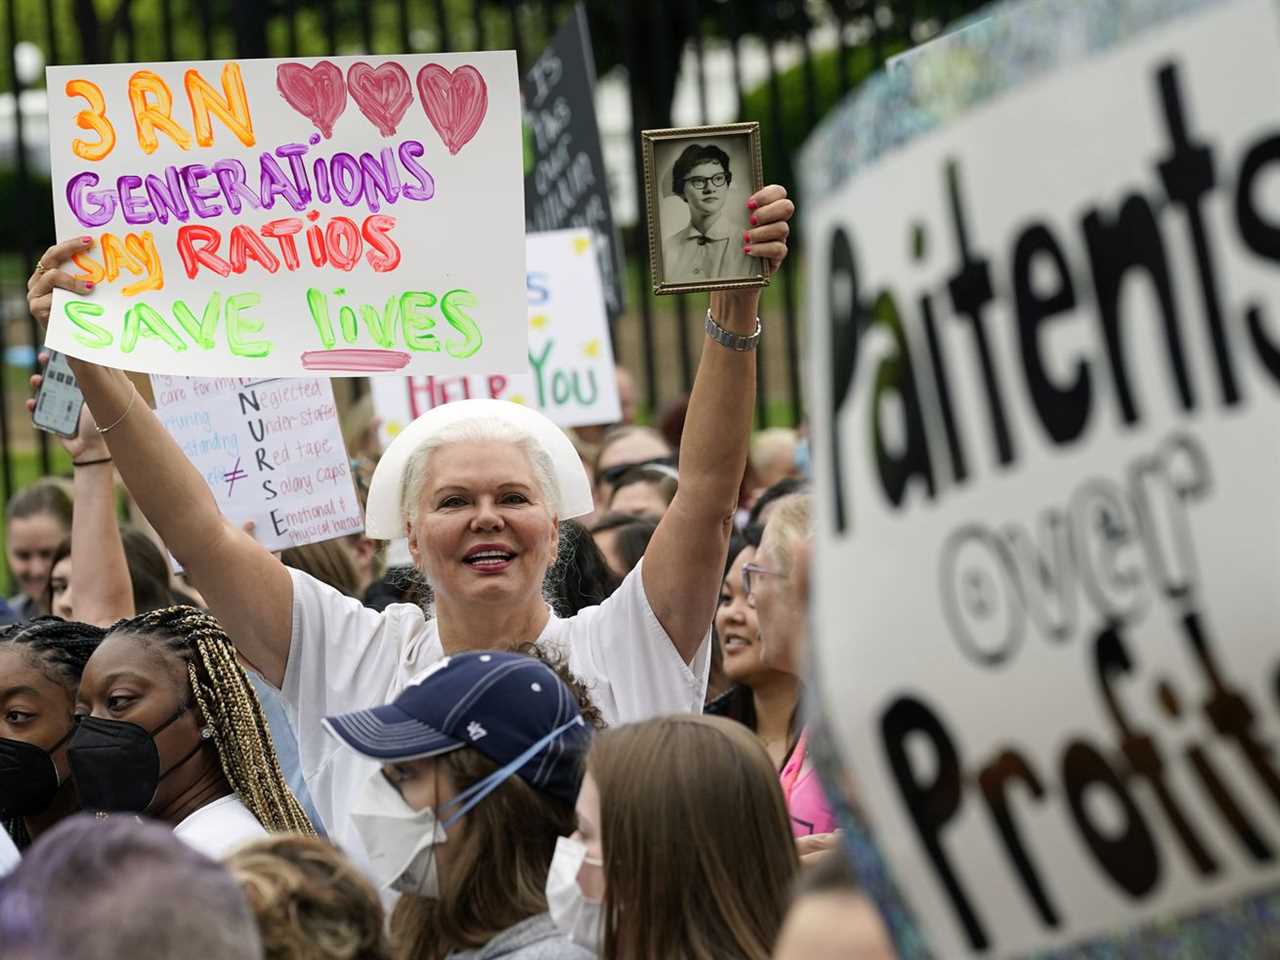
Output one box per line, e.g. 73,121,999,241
642,123,768,294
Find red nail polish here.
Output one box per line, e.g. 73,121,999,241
750,215,758,226
744,246,751,254
81,236,92,244
747,199,758,210
743,232,751,243
85,281,94,290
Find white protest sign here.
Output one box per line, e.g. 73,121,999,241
370,228,619,444
153,375,362,551
804,0,1280,956
44,52,526,378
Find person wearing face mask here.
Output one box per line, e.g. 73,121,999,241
548,714,798,958
0,618,105,852
69,605,313,857
324,650,594,960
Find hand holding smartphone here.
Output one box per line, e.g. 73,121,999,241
32,351,84,439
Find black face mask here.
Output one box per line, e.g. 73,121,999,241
0,727,74,817
67,705,205,814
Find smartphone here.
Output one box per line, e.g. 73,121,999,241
32,351,84,439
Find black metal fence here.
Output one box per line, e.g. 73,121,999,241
0,0,983,509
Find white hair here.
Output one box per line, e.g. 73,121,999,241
761,493,811,574
399,416,560,527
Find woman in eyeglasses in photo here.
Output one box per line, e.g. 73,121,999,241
662,143,757,284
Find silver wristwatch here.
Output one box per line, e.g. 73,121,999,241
704,309,763,352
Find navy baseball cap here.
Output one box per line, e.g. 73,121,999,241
323,651,590,807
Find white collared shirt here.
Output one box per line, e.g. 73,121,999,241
662,215,758,283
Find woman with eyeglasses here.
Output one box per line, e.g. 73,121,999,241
662,143,756,284
706,525,801,770
736,494,837,838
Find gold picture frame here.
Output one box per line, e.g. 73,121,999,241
641,122,771,296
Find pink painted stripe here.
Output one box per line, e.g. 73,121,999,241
300,349,412,372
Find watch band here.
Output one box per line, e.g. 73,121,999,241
704,309,762,352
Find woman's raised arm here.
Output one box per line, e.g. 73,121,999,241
27,238,294,684
61,404,132,627
642,185,794,663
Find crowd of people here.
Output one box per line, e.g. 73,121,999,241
0,183,897,959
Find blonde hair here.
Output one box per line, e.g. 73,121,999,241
227,834,390,960
389,748,576,960
761,493,811,574
111,606,315,835
750,428,798,471
589,715,799,960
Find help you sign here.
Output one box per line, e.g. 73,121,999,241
804,0,1280,955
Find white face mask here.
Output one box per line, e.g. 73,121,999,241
546,835,604,952
350,768,447,897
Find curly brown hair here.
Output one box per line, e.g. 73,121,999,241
227,834,390,960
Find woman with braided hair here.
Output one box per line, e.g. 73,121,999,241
0,617,105,851
69,605,313,859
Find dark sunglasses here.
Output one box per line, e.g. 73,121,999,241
599,456,676,487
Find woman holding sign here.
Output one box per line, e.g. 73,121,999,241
25,185,793,862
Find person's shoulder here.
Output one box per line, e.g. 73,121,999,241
509,939,594,960
447,913,592,959
705,684,753,723
663,221,693,245
290,565,428,636
558,562,652,635
173,795,267,858
0,827,19,877
496,914,595,959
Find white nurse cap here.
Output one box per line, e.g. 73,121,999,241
364,399,595,539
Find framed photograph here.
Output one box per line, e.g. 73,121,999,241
641,122,770,296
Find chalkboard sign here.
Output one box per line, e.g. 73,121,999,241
523,5,625,322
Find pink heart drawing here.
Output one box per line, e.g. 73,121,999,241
416,64,488,155
276,61,347,139
347,62,414,138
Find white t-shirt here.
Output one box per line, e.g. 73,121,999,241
173,794,267,860
0,826,18,876
281,560,710,865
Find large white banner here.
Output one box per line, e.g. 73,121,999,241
44,52,526,378
805,1,1280,956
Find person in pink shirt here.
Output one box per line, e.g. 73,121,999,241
741,493,838,838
